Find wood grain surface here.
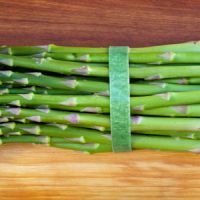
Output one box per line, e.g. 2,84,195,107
1,0,200,199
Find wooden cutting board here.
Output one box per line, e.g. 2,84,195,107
1,1,200,199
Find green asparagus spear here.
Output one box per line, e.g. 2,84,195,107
1,134,200,153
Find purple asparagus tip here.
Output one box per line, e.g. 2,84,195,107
64,114,80,124
132,116,143,124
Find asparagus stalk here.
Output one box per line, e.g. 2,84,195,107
2,107,200,132
0,134,111,153
1,135,49,144
0,70,109,94
0,46,46,55
0,117,9,123
3,41,200,154
2,122,200,140
0,134,112,153
3,54,200,79
131,90,200,110
4,71,200,96
135,130,200,139
0,122,111,144
47,41,200,53
42,52,200,64
51,142,112,153
0,107,111,131
0,94,109,113
0,85,89,95
1,134,200,153
3,88,200,113
1,41,200,55
151,78,200,85
0,54,109,76
134,104,200,117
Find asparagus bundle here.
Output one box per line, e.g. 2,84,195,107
2,41,200,153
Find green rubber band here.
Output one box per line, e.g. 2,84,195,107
109,46,132,152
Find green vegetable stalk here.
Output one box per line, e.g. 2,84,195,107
1,41,200,153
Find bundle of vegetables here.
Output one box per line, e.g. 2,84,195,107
1,41,200,153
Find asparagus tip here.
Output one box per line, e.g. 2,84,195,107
63,79,78,88
36,45,49,51
47,123,68,130
145,75,162,81
7,108,21,115
0,58,13,66
0,47,8,54
26,116,41,122
91,126,105,131
64,114,80,124
60,98,77,107
155,93,171,100
0,89,9,95
190,148,200,153
159,51,176,61
80,107,102,113
9,100,21,107
0,70,13,77
72,66,90,75
26,72,42,77
172,105,188,114
133,105,144,111
0,122,15,129
14,78,29,85
0,117,9,123
19,93,34,100
132,116,143,124
78,54,90,62
22,126,40,135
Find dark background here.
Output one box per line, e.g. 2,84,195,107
0,0,200,47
